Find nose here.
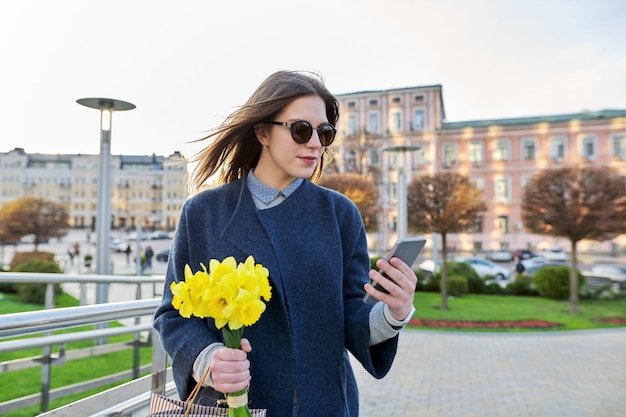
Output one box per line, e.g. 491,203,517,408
306,129,323,148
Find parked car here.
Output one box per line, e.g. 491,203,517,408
150,230,170,240
20,234,49,244
418,259,443,277
486,249,513,262
454,257,512,281
127,231,150,241
110,238,129,252
156,249,170,262
538,247,567,262
587,263,626,291
514,249,535,260
524,262,568,277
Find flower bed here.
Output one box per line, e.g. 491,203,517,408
408,318,563,329
591,317,626,325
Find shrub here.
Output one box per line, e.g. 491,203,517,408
447,275,468,296
505,275,539,296
533,266,585,300
9,251,56,270
483,282,504,295
445,262,483,294
419,275,440,292
11,259,63,304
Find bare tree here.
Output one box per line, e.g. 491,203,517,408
522,166,626,314
0,197,70,250
407,172,486,310
319,172,379,232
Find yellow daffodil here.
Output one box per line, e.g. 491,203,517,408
170,255,272,417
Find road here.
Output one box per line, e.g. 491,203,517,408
0,229,171,276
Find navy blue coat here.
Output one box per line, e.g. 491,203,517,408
153,179,398,416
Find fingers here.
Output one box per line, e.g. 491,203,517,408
210,346,251,394
370,257,417,296
365,257,417,320
240,338,252,353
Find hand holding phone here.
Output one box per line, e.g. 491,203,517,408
363,237,427,304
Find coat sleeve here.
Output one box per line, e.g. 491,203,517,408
152,199,222,399
339,197,398,379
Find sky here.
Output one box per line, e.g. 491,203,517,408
1,0,625,159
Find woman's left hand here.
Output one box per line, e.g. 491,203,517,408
364,257,418,321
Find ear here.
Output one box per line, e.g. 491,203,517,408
254,124,269,144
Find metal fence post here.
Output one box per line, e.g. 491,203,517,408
150,328,168,395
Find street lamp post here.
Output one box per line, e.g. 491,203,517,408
383,145,420,241
77,98,135,303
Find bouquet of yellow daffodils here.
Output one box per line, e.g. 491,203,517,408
170,255,272,417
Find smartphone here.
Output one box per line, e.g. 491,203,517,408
363,237,427,303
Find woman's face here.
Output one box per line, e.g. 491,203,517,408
255,95,328,189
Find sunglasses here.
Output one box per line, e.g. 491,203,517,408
267,120,337,146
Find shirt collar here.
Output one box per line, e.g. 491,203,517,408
247,170,303,204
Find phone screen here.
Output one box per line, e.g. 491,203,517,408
363,237,427,303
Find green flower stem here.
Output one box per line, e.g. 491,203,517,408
222,327,252,417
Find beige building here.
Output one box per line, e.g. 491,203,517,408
334,86,626,255
0,148,188,232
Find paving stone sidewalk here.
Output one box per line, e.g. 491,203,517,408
353,328,626,417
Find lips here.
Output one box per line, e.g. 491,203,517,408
299,156,317,165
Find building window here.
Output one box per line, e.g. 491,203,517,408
612,134,626,160
497,216,509,233
391,96,401,104
442,144,456,167
347,101,356,108
414,95,424,102
494,178,509,203
347,113,357,135
369,99,378,106
581,135,596,160
522,138,536,160
494,139,510,161
369,148,379,167
472,217,483,233
551,136,566,160
368,112,379,134
411,148,426,169
470,176,485,191
412,109,425,131
390,110,402,132
346,149,357,171
521,175,532,193
469,142,484,166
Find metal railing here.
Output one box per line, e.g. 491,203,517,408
0,272,170,416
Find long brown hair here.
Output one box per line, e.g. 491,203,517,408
189,70,339,192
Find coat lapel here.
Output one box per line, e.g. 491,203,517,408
219,180,286,305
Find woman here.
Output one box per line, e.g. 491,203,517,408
153,70,417,416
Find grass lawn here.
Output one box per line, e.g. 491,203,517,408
410,291,626,332
0,292,153,417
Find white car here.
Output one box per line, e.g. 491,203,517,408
454,257,512,283
539,248,567,262
110,238,129,252
486,249,513,262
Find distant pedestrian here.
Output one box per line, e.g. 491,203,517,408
145,246,154,270
67,245,75,264
124,244,131,264
514,255,525,276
